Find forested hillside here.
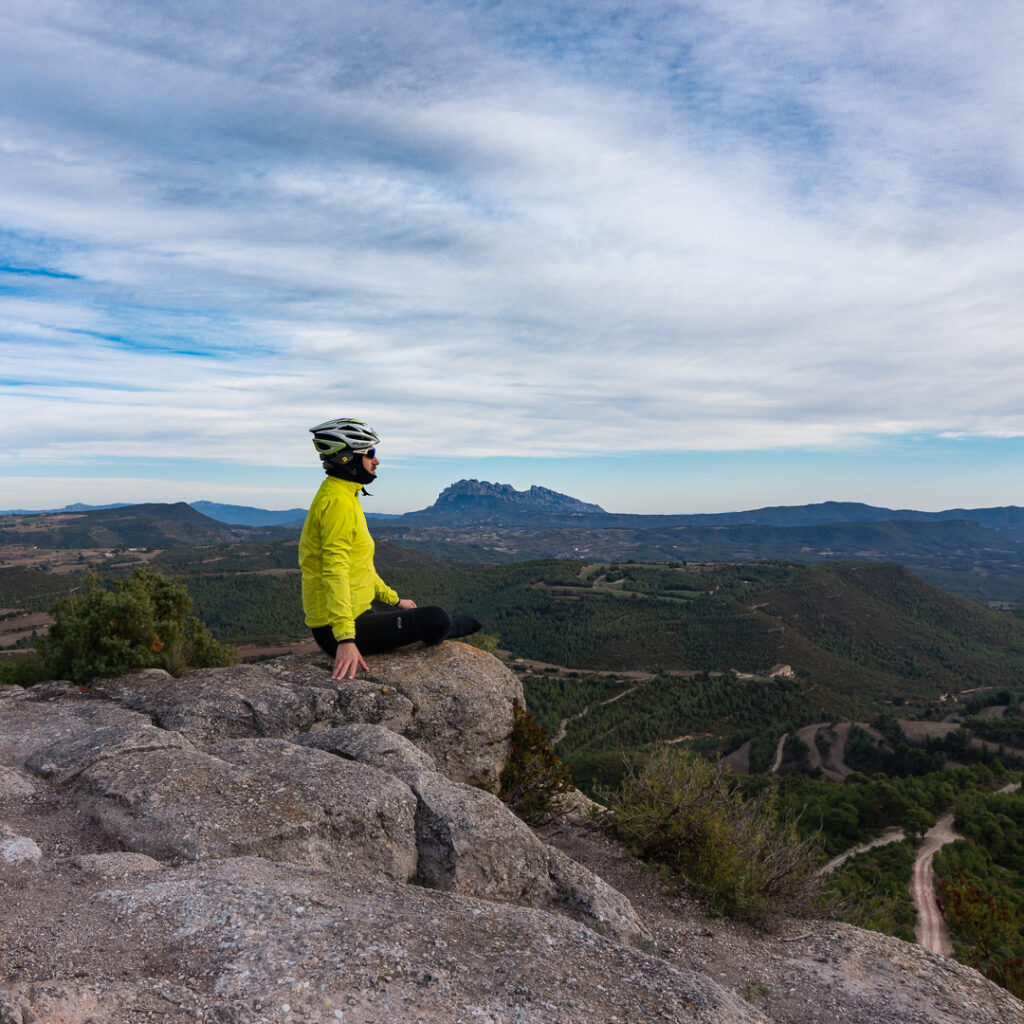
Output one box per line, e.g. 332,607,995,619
7,543,1023,708
373,518,1024,603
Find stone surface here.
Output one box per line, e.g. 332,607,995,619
296,722,437,778
0,989,41,1024
0,697,157,767
73,746,334,864
93,664,343,745
361,642,524,787
25,722,194,784
264,653,416,731
546,844,653,946
2,650,1017,1024
0,832,42,865
93,857,770,1024
73,852,163,877
205,738,418,881
0,767,35,799
408,769,552,904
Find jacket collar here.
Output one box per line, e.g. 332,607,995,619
324,476,365,497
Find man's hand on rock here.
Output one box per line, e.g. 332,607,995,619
332,641,368,681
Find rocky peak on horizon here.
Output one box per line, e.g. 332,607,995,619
429,479,606,515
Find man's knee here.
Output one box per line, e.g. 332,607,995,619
413,606,451,645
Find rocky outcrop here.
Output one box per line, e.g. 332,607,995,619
91,645,521,789
74,745,335,864
1,643,1020,1024
0,643,679,1022
358,642,522,787
91,664,345,745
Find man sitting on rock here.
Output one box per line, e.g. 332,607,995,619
299,417,480,681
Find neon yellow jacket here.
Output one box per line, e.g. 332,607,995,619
299,476,398,641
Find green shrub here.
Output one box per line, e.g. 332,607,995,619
611,748,825,923
499,701,574,822
39,567,237,685
0,653,51,688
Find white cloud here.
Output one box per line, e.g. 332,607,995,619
1,0,1023,507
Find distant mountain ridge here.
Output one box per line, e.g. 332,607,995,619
6,488,1024,540
189,500,308,528
0,502,295,548
389,483,1024,540
0,502,133,515
5,489,1024,604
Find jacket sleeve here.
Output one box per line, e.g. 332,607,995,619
319,496,358,641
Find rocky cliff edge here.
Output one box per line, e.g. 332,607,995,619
0,645,1021,1024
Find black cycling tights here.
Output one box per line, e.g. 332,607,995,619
312,604,454,658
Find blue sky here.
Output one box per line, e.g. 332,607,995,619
2,0,1023,515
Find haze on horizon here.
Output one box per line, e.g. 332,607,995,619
2,1,1023,516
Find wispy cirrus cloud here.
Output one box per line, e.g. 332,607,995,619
1,0,1023,508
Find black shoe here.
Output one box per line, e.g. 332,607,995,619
448,614,481,640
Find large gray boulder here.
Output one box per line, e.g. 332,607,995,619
73,746,333,864
262,655,416,731
409,768,552,904
90,857,768,1024
205,738,418,881
92,665,343,744
90,646,522,789
406,769,650,946
546,845,652,945
0,696,159,768
361,642,524,788
25,722,194,784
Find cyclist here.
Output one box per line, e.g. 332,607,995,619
299,417,480,680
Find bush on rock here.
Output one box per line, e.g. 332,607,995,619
611,748,824,923
499,701,573,822
40,568,236,685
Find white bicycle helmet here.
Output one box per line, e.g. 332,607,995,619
309,418,380,457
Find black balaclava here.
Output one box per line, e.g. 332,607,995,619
322,451,376,486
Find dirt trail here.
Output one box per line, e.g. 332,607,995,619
912,782,1020,956
796,723,825,771
553,683,641,745
912,813,960,956
820,827,906,874
828,721,854,778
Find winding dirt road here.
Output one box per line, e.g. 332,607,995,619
912,783,1020,956
912,813,960,955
